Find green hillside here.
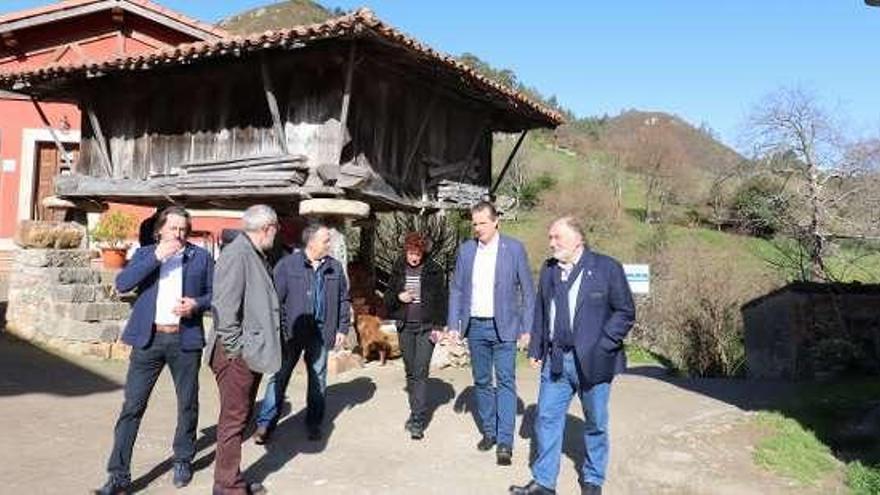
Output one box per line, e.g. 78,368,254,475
218,0,341,34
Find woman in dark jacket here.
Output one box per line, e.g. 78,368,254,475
384,232,448,439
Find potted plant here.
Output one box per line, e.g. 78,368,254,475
91,210,138,269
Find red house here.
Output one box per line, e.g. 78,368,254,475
0,0,226,259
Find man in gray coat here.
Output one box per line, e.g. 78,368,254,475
209,204,281,495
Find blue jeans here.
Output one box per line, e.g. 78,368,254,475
467,318,517,447
256,332,328,430
532,351,611,488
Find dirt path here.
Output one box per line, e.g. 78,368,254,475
0,336,835,494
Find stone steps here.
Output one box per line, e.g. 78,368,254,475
47,284,117,303
7,249,131,356
52,317,124,343
52,301,130,322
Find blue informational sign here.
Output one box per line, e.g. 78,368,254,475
623,264,650,294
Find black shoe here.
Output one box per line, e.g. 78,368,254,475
247,482,268,495
580,483,602,495
172,461,193,488
254,425,270,445
476,435,496,451
410,423,425,440
404,416,415,432
509,480,556,495
307,426,322,441
93,476,131,495
496,444,512,466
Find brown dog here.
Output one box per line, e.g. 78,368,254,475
355,314,397,364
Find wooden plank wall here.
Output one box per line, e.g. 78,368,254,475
75,42,492,200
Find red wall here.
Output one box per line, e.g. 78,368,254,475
109,203,304,253
0,98,79,238
0,7,215,241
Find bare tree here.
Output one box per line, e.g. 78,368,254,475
745,87,875,281
617,117,688,223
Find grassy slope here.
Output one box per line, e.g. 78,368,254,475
754,380,880,492
496,134,880,283
218,0,335,34
497,135,880,492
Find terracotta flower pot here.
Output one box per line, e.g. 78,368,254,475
100,247,128,269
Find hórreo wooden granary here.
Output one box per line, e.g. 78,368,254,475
0,8,562,214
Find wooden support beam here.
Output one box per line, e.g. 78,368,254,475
260,53,290,155
339,41,357,136
326,41,358,180
29,96,74,169
457,116,491,182
490,130,528,196
83,100,114,177
402,92,438,184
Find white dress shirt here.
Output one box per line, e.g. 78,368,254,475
154,252,183,325
470,233,499,318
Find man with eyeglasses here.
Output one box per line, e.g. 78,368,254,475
208,205,282,495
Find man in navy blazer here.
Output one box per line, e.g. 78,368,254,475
95,206,214,495
448,201,535,466
510,216,635,495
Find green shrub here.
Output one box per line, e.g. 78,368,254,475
519,173,557,209
847,461,880,494
91,210,137,249
729,176,790,238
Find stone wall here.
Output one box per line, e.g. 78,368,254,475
743,283,880,380
5,249,131,360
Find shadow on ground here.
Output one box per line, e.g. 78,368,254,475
130,425,218,493
453,385,527,436
625,364,794,411
0,332,121,397
625,363,880,468
423,377,456,428
519,404,588,482
244,376,377,482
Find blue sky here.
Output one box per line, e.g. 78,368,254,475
5,0,880,148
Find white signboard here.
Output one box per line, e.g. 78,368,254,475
2,159,15,172
624,264,650,294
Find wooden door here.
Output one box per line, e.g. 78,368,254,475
32,141,80,221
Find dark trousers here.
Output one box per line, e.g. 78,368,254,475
107,332,201,480
399,323,435,424
211,344,261,495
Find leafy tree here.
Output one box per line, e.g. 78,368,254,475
456,52,573,119
729,176,791,238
